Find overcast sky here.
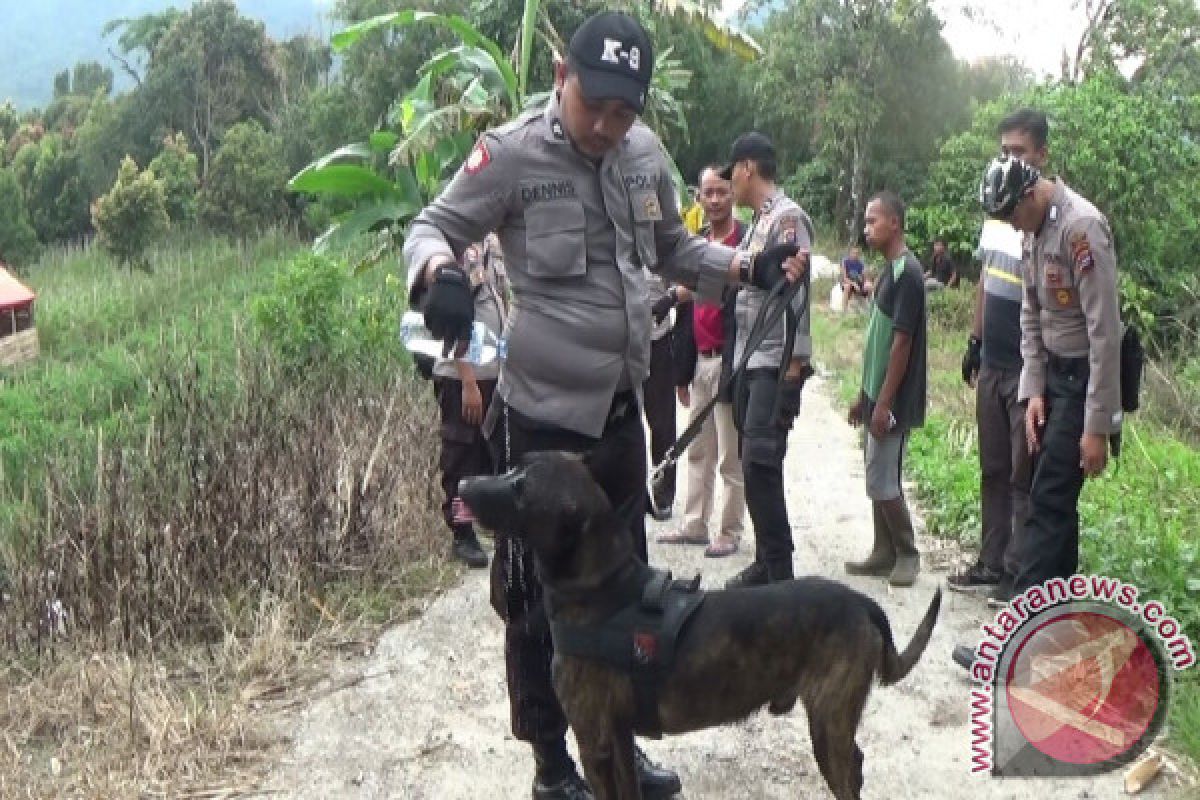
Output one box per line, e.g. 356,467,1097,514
720,0,1090,79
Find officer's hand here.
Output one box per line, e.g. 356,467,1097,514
1080,433,1108,478
962,335,982,387
749,244,802,290
652,292,676,324
1025,397,1046,454
424,265,474,352
848,396,865,427
676,385,691,408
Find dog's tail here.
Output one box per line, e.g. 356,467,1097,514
878,588,942,686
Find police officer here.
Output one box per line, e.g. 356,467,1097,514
716,132,814,588
403,13,807,799
432,235,509,567
979,155,1122,595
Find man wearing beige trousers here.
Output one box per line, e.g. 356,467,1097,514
657,165,747,558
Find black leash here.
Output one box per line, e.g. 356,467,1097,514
648,276,809,512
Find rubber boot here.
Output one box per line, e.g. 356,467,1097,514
880,497,919,587
844,503,896,576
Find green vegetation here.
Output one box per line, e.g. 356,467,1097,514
91,155,168,269
810,284,1200,766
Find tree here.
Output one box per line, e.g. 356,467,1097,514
72,61,114,97
75,92,165,200
0,102,18,143
140,0,282,178
1067,0,1200,88
26,134,90,244
0,169,40,266
198,120,288,236
148,132,200,225
92,156,169,270
912,72,1200,344
103,8,187,87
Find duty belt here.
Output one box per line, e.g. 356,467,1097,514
1046,352,1089,374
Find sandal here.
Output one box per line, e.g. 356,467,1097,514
704,538,739,558
656,530,708,545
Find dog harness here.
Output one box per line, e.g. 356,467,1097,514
548,568,706,737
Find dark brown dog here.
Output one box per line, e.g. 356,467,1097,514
460,452,941,800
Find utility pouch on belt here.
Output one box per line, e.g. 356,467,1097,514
1120,325,1145,413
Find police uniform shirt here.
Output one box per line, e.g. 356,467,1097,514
1018,179,1122,435
732,189,814,370
404,93,737,438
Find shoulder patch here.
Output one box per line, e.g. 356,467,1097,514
778,217,797,244
1068,230,1094,272
464,139,491,176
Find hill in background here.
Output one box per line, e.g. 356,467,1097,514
1,0,333,110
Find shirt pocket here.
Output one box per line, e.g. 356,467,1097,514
525,202,587,279
630,188,662,269
1038,249,1079,310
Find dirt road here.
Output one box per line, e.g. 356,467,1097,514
267,375,1151,799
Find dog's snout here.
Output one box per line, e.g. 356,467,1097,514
457,470,524,533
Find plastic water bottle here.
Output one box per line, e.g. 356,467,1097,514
400,310,503,365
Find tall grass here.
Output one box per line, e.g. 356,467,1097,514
0,234,454,796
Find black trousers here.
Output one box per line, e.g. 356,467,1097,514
1012,356,1088,592
734,368,802,570
486,392,648,744
434,377,496,536
976,365,1031,575
643,334,677,509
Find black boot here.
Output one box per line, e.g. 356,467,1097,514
725,561,768,589
844,503,896,576
532,741,592,800
452,527,488,568
635,745,682,799
765,557,794,582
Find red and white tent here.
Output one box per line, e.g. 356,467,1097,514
0,265,38,365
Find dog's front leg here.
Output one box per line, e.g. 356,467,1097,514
610,727,641,800
577,735,618,800
576,726,642,800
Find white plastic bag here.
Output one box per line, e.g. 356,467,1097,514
830,283,845,313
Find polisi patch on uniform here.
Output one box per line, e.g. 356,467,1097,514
642,194,662,220
520,180,577,204
1069,231,1095,272
779,216,799,244
464,139,491,175
1044,261,1064,288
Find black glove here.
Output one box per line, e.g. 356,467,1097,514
424,265,474,352
962,335,982,385
748,244,801,291
651,290,676,324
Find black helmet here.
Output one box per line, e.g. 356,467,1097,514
979,155,1040,218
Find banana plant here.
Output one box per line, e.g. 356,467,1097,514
289,2,696,267
288,9,527,265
